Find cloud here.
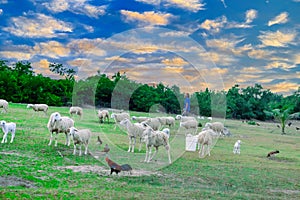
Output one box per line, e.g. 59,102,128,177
294,54,300,64
135,0,160,5
247,49,273,59
258,30,296,47
264,61,295,71
165,0,206,12
199,16,227,33
241,66,264,74
68,58,91,67
200,51,237,66
42,0,106,18
205,37,250,55
105,56,131,63
0,51,32,60
32,59,60,78
0,9,3,15
3,13,72,38
268,12,289,26
120,10,173,26
268,82,299,94
68,38,106,56
245,9,258,24
161,57,188,66
33,41,70,58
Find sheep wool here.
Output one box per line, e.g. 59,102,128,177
47,112,74,147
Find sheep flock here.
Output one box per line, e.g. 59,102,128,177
2,99,298,178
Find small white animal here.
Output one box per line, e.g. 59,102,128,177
233,140,241,154
0,120,16,143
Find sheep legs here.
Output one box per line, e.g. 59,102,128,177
128,136,136,153
144,146,152,163
1,132,8,143
10,131,15,143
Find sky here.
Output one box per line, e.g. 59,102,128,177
0,0,299,95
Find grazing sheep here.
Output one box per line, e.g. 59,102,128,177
197,129,214,157
27,104,48,115
142,118,162,131
142,124,171,164
233,140,241,154
132,116,149,123
69,106,83,119
204,122,224,136
47,112,74,147
0,120,16,143
98,110,110,123
207,117,213,121
120,118,146,153
0,99,8,113
180,120,198,129
111,112,130,130
158,117,175,127
67,127,91,156
175,115,196,122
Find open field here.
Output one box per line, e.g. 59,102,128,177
1,103,300,199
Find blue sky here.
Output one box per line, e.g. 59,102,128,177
0,0,299,95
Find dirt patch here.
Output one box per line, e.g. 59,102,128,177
269,189,300,195
56,165,162,177
0,176,37,188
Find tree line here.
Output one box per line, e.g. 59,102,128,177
0,60,299,121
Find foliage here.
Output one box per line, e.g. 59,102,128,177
0,60,299,121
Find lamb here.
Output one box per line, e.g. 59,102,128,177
0,120,16,143
111,112,130,130
175,115,197,122
27,104,48,115
142,124,171,164
0,99,8,113
197,129,214,157
131,116,149,123
69,106,83,119
233,140,241,154
98,110,110,123
142,117,161,131
120,118,146,153
158,117,175,127
67,127,91,156
47,112,74,147
204,122,224,136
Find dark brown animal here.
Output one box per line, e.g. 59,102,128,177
267,150,279,158
105,157,132,175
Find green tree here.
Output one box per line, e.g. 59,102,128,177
272,108,299,134
49,63,76,80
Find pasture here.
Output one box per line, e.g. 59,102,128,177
0,103,300,199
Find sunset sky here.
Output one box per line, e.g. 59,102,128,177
0,0,299,95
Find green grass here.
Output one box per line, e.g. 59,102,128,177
0,103,300,199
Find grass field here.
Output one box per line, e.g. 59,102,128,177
0,103,300,199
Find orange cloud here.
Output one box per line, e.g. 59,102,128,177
120,10,173,25
161,57,188,66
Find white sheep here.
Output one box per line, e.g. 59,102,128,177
233,140,241,154
204,122,224,136
207,117,213,121
142,118,161,131
47,112,74,147
158,117,175,127
142,124,171,164
120,118,146,153
27,104,48,115
98,109,110,123
180,119,198,135
111,112,130,130
0,120,16,143
175,115,197,122
67,127,91,156
197,129,214,157
69,106,83,119
0,99,8,113
131,116,149,123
